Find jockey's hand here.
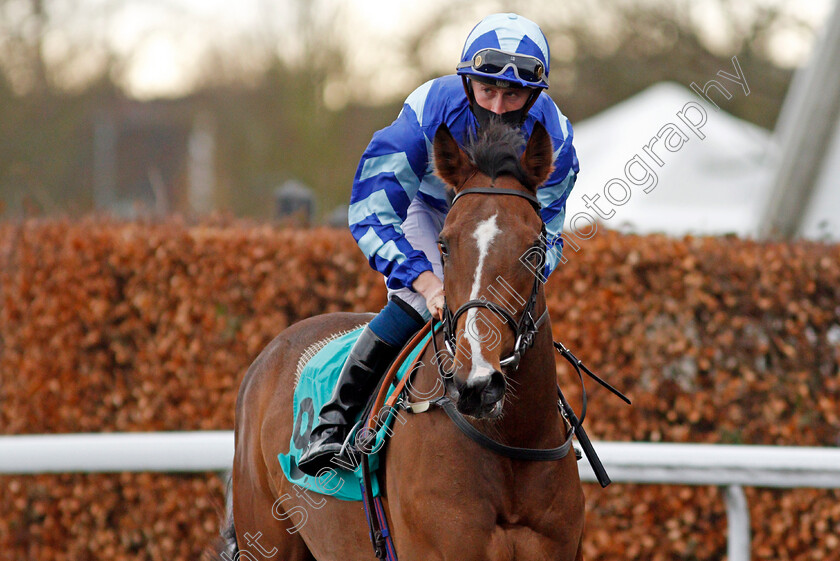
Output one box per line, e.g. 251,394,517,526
413,271,445,320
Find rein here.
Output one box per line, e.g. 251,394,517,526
432,393,574,461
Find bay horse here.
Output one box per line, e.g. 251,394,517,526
221,121,585,561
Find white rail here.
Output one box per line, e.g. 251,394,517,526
577,441,840,488
2,433,839,561
575,442,840,561
0,431,234,473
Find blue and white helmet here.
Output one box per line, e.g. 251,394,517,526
457,13,550,89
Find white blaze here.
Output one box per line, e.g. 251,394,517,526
465,214,500,381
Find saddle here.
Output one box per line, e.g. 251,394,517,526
277,325,433,501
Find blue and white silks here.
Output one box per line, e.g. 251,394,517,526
348,75,579,292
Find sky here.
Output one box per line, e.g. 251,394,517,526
100,0,458,100
44,0,836,101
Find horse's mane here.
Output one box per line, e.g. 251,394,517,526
464,120,531,188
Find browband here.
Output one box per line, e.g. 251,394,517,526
451,187,541,212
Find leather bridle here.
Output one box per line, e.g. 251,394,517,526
439,186,548,373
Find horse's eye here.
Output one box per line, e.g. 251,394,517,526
525,243,543,266
438,240,449,257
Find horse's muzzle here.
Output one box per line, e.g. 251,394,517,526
455,370,506,419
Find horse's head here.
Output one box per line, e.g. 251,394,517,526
433,120,555,419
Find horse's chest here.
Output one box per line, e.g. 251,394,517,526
479,485,583,559
483,522,565,561
387,414,583,560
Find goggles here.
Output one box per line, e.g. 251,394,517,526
457,48,547,86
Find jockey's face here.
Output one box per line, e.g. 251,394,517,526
471,81,531,115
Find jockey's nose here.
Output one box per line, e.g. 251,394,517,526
488,96,505,115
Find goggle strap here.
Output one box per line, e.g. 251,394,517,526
522,89,540,115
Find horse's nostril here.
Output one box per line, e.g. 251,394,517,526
481,370,506,406
456,370,506,417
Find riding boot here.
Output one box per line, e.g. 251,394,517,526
297,326,400,476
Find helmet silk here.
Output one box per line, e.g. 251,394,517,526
458,13,550,90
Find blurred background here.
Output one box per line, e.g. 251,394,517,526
3,3,840,559
1,0,837,239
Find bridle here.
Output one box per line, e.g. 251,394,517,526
425,183,629,474
438,186,548,373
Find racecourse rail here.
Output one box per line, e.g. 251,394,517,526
2,432,840,561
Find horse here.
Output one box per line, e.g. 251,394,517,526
220,120,585,561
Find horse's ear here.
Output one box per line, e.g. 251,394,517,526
520,121,555,190
433,123,472,192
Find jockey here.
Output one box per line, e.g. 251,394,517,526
298,13,579,475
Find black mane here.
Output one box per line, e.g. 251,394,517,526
464,120,530,187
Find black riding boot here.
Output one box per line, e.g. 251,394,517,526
297,326,399,476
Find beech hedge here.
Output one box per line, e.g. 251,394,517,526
1,218,838,560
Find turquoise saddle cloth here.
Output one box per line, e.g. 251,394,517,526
278,326,432,501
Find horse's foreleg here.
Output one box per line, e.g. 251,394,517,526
574,533,584,561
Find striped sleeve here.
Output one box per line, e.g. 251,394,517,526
535,100,579,278
348,83,436,290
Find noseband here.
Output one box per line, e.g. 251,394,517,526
440,186,548,372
